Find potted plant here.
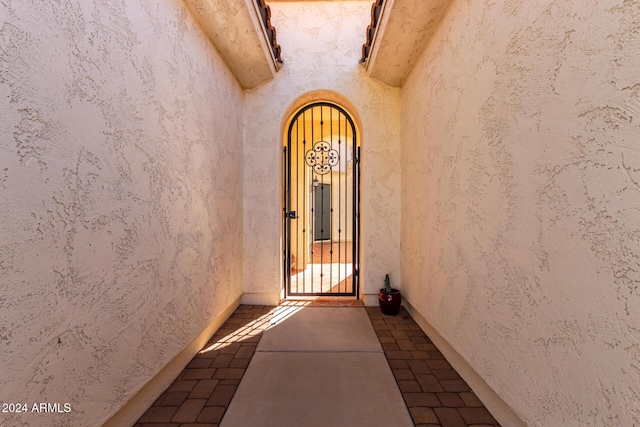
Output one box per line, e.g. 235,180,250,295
379,274,401,316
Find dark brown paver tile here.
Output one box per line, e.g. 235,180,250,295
241,335,261,343
437,392,465,407
189,379,220,399
391,329,410,339
397,339,417,350
166,380,198,393
428,359,452,370
154,391,189,407
182,368,216,380
186,358,212,369
213,367,245,380
235,345,256,359
416,374,445,392
210,354,234,367
429,350,446,360
407,359,431,374
416,343,437,351
411,350,432,360
137,406,179,423
206,384,237,406
410,335,430,344
392,368,416,380
388,359,410,369
409,407,439,424
171,398,206,423
398,379,423,392
229,358,251,368
441,379,471,393
219,342,242,354
134,423,179,427
383,342,401,351
433,369,461,380
418,343,438,351
435,407,467,427
197,406,226,423
459,407,498,424
459,392,484,407
386,350,414,359
403,392,441,407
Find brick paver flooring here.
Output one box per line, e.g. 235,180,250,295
365,306,501,427
135,305,276,427
135,304,501,426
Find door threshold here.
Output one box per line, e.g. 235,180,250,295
280,296,364,307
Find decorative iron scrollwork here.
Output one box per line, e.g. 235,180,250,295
305,141,339,175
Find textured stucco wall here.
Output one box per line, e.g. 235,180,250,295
401,0,640,425
0,1,244,426
242,1,402,304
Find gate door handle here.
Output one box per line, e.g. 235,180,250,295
287,211,298,219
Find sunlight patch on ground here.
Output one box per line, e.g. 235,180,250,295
289,263,353,293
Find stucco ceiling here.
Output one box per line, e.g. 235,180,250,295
364,0,454,87
183,0,452,89
183,0,281,89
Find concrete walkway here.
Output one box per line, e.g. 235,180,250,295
220,306,413,427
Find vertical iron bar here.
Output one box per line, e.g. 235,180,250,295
283,146,288,297
337,110,342,293
345,114,349,294
286,140,292,296
305,107,316,292
320,106,324,292
295,117,299,294
302,110,307,294
354,144,360,296
329,106,333,290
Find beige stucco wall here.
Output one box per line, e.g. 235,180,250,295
0,1,244,426
401,0,640,425
243,1,401,304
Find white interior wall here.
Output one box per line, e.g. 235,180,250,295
0,1,245,426
242,1,402,305
401,0,640,425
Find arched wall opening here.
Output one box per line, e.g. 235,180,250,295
280,91,363,300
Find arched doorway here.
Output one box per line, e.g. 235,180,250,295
283,102,360,297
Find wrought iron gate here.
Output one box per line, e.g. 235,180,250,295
283,102,360,296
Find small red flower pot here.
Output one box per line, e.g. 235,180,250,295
378,288,401,316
